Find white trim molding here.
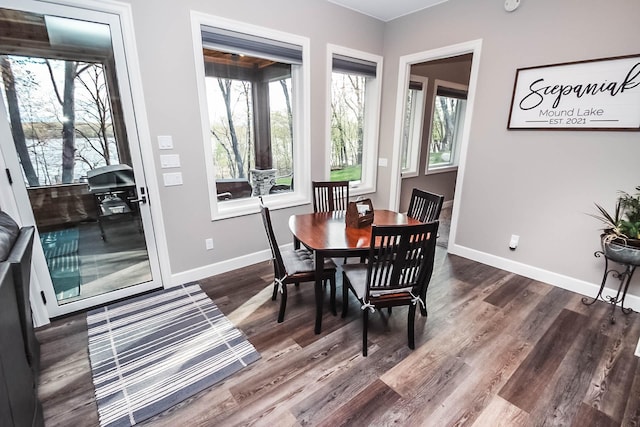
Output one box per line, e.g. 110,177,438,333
168,245,289,287
448,242,640,314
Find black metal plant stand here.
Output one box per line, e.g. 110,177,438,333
582,250,636,324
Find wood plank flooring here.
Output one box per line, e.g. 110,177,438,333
36,249,640,426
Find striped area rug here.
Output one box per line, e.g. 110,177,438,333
87,283,260,426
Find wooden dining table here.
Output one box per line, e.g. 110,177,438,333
288,209,422,334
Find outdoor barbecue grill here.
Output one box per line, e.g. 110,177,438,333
87,164,138,240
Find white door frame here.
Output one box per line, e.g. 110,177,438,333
389,39,483,252
0,0,171,325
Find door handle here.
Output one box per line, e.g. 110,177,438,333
131,186,148,204
131,195,147,204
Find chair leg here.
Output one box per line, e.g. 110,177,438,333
329,276,337,316
277,284,288,323
341,274,349,318
271,280,278,301
362,307,369,357
408,304,416,349
419,289,428,317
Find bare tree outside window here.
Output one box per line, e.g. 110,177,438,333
0,55,39,186
206,75,293,185
0,55,119,186
208,78,253,180
430,95,463,167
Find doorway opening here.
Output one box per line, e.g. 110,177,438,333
391,40,483,251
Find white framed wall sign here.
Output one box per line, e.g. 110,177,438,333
508,54,640,131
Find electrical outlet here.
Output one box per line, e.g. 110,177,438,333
205,238,214,250
509,234,519,250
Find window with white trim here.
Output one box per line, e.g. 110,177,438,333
401,76,427,177
426,80,467,173
327,45,382,195
193,14,310,219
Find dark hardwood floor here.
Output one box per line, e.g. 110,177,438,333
36,248,640,426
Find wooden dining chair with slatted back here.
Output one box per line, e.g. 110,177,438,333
407,188,444,223
407,188,444,316
312,180,351,263
341,221,439,356
312,181,349,213
259,197,337,323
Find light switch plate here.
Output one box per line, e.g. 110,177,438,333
158,135,173,150
378,158,388,167
163,172,183,186
160,154,181,168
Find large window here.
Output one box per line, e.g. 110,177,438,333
193,14,310,219
401,76,427,178
427,80,467,173
328,45,382,195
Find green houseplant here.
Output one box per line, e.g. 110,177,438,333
591,186,640,264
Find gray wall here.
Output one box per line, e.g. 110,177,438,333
121,0,384,275
379,0,640,295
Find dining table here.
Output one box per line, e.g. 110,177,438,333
288,209,422,334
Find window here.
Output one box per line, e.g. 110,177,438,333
401,76,427,177
1,56,123,185
327,45,382,195
426,80,467,173
193,14,310,219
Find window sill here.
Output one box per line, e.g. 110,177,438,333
426,165,458,175
212,191,309,220
401,170,419,179
350,182,375,198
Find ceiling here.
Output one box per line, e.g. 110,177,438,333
326,0,449,22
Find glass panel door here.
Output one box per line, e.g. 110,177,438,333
0,2,161,317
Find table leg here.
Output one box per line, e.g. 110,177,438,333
314,250,324,334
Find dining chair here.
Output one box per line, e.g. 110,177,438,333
341,221,439,356
259,198,337,323
407,188,444,223
312,181,349,212
407,188,444,316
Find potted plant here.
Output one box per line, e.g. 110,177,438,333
591,186,640,265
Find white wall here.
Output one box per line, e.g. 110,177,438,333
379,0,640,299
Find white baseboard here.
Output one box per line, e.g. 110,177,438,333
168,244,292,287
447,242,640,313
172,239,640,312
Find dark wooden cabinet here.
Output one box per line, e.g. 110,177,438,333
7,227,40,379
0,263,43,426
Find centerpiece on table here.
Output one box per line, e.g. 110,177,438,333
590,186,640,265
